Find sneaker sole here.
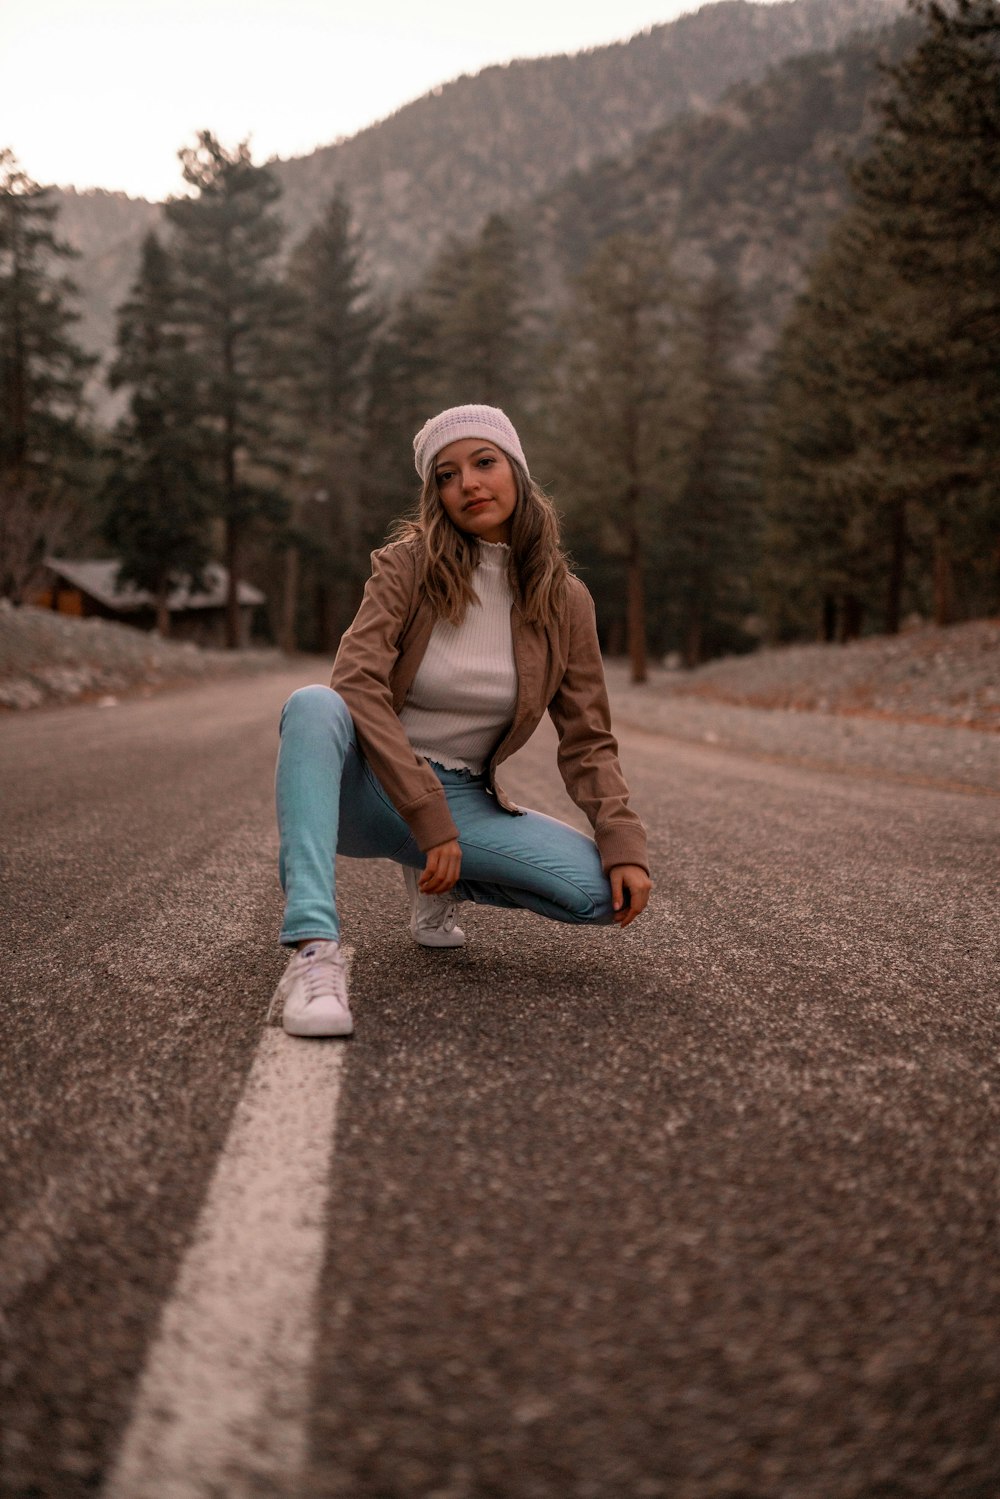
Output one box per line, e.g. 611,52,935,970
410,928,466,949
282,1012,354,1038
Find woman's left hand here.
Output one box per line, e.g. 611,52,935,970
608,864,652,928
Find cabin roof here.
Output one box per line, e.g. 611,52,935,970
44,558,266,612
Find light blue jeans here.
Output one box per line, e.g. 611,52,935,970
275,685,614,947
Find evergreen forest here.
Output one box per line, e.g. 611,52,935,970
0,0,997,675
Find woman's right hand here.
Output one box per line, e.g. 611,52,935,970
421,838,462,894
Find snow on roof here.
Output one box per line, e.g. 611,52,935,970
44,558,266,612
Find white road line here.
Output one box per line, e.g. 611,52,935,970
103,1027,347,1499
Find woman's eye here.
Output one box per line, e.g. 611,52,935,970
477,457,495,468
437,471,456,485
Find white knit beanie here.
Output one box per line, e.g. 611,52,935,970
412,404,529,482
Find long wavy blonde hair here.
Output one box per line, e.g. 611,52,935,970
393,454,571,628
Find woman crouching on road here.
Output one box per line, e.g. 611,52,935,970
271,404,652,1036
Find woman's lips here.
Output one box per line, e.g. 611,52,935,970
464,498,493,511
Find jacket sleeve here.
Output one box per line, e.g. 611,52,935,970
547,581,650,875
330,543,459,852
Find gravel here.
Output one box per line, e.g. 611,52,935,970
653,619,1000,731
0,602,284,709
603,620,1000,797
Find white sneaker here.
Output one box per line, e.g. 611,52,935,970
402,865,466,948
270,939,354,1037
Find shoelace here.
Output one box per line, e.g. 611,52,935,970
438,900,458,932
421,893,458,931
268,943,347,1021
301,947,347,1007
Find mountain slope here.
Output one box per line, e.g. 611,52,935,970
527,16,920,363
271,0,905,288
54,190,161,367
47,0,904,395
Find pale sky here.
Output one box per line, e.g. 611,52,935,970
3,0,783,202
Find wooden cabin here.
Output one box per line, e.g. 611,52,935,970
33,559,265,647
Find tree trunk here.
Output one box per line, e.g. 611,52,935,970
222,384,241,646
322,579,342,658
821,594,837,643
682,601,703,670
154,584,170,638
280,544,300,655
341,480,364,607
885,498,907,635
623,461,647,683
225,517,241,649
10,217,29,473
840,593,864,643
932,515,953,626
627,548,647,684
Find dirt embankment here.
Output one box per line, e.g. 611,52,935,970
0,603,286,710
603,620,1000,796
647,619,1000,733
3,604,997,740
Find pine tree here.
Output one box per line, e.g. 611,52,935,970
164,132,293,647
667,275,759,666
545,234,688,683
848,0,1000,623
351,212,533,602
0,151,95,600
360,293,442,540
283,193,379,651
761,0,1000,636
102,231,213,636
759,221,898,643
286,193,378,437
418,215,529,416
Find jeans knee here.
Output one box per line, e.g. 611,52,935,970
571,852,616,924
552,865,614,925
586,880,615,925
280,684,353,734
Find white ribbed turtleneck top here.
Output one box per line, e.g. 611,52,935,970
398,540,518,773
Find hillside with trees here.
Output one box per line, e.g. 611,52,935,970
760,0,1000,642
352,18,924,670
3,0,995,673
0,152,96,604
48,0,904,390
272,0,905,288
526,18,921,363
360,2,997,669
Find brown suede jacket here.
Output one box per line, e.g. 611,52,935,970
330,537,649,874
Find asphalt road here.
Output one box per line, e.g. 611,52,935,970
1,665,998,1499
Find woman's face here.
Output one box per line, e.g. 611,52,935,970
434,438,517,544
